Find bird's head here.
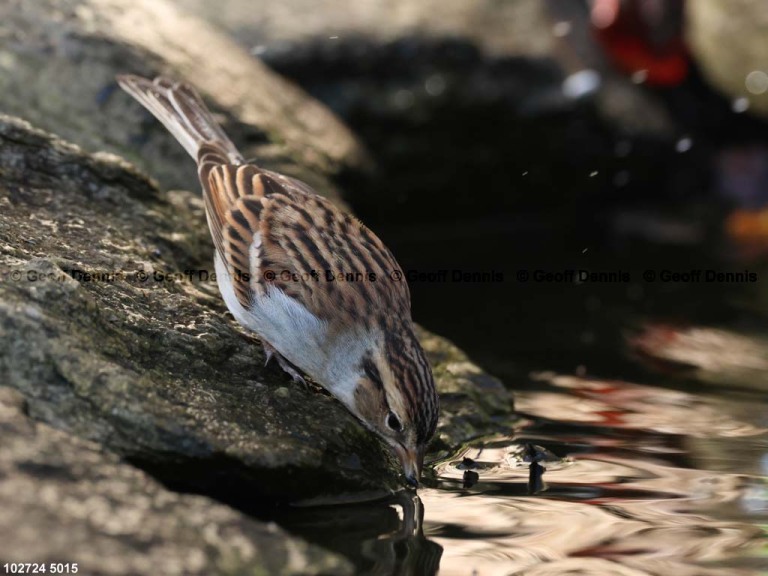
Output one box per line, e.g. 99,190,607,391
349,333,439,488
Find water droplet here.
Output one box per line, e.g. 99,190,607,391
589,170,599,177
676,137,693,153
627,284,644,301
393,89,415,109
592,0,619,29
522,171,529,176
631,69,648,84
329,35,339,40
745,70,768,94
615,140,632,157
553,21,572,37
614,171,630,187
732,97,750,113
562,69,601,100
425,74,446,96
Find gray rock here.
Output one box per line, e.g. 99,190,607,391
0,0,370,198
686,0,768,119
0,386,353,575
173,0,558,58
0,113,514,502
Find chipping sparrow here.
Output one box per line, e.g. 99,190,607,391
117,75,438,486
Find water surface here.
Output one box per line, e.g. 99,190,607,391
277,228,768,575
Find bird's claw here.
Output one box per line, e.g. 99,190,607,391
262,341,306,384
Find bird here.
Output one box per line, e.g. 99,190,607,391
116,75,439,487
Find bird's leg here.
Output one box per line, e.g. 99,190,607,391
262,340,306,385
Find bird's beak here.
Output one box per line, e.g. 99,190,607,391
394,443,423,488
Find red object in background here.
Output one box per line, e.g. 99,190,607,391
591,0,689,86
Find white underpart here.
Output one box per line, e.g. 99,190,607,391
214,245,371,411
214,249,258,331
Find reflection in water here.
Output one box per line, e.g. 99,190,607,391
278,492,442,575
629,323,768,388
277,374,767,575
423,374,767,576
523,372,767,440
427,451,764,575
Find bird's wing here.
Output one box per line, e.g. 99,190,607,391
199,156,410,324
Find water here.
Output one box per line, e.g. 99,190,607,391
274,223,768,574
427,375,767,575
278,377,767,574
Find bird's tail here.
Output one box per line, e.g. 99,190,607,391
116,75,243,164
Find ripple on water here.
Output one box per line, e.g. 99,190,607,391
420,373,767,576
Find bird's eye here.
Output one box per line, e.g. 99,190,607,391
386,412,402,432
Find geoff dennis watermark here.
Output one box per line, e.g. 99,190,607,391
641,269,758,283
0,267,760,285
513,269,758,284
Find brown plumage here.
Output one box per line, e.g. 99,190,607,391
117,75,439,486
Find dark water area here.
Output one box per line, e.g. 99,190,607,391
385,221,768,385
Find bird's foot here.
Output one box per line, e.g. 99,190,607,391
262,341,306,385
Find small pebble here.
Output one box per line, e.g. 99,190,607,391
23,305,43,320
460,457,476,470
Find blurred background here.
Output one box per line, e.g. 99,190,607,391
168,0,768,382
2,0,767,574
